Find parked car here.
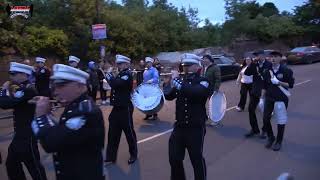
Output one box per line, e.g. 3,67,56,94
212,55,241,80
286,46,320,64
244,49,281,58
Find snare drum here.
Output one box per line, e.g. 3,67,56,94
131,84,164,115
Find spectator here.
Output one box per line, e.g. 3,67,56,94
136,59,145,86
87,61,99,102
236,57,253,112
97,61,107,105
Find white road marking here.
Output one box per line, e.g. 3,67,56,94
138,129,173,144
137,80,312,144
295,80,311,86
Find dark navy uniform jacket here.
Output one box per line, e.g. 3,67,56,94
163,73,210,128
108,69,133,107
245,60,272,97
0,81,37,138
34,93,105,180
263,65,295,103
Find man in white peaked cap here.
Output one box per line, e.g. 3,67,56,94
142,56,160,120
105,54,138,165
34,57,51,97
68,55,80,68
30,64,105,180
0,62,48,180
163,53,210,180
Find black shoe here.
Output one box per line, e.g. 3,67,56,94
272,142,282,151
244,131,259,138
265,138,275,149
104,160,115,166
128,156,137,164
259,132,267,139
152,114,158,120
143,115,152,120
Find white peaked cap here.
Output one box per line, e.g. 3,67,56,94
180,53,202,65
36,57,46,63
50,64,89,84
115,54,131,64
9,62,34,75
68,56,80,63
145,57,154,63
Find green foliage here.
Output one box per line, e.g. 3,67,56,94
0,0,316,61
16,26,69,57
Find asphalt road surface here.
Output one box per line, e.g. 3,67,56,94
0,63,319,180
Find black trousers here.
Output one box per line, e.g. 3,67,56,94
6,136,47,180
263,99,288,143
106,104,138,161
248,95,265,133
169,127,206,180
99,83,107,101
88,87,98,102
238,83,252,110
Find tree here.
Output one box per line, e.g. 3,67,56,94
16,26,69,57
261,2,279,17
122,0,145,9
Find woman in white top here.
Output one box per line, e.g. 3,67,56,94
236,57,253,111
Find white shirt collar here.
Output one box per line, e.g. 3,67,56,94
273,64,280,72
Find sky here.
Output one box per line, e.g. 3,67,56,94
114,0,307,25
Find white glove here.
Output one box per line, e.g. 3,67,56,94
105,73,114,81
172,78,182,90
271,76,280,85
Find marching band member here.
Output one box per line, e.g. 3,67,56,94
31,64,105,180
244,51,272,138
68,55,80,68
105,55,138,165
236,57,253,112
0,62,47,180
202,54,221,126
163,53,210,180
202,54,221,95
34,57,51,97
143,57,160,120
262,52,294,151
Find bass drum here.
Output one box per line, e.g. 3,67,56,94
207,91,227,123
131,83,164,115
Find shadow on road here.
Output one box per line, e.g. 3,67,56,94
105,160,142,180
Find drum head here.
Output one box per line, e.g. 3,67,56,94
131,84,164,115
208,91,227,123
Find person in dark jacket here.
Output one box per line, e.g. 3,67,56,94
104,55,138,165
0,62,47,180
97,60,107,105
163,53,210,180
136,59,146,86
203,54,221,95
244,51,272,139
31,64,105,180
203,54,222,127
262,52,294,151
87,61,99,102
34,57,51,97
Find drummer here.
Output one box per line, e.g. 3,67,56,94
142,57,160,120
